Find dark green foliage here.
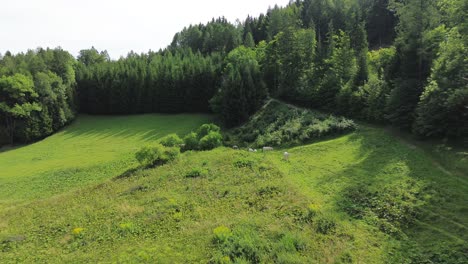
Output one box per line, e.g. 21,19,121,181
0,48,75,144
135,143,180,167
211,46,267,127
262,28,316,99
76,48,221,114
414,28,468,137
171,17,242,54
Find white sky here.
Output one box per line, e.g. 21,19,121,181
0,0,291,59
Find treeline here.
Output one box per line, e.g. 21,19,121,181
1,0,467,144
76,48,222,114
0,48,76,143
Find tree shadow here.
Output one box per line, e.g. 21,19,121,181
328,127,468,261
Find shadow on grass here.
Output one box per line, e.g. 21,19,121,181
113,166,145,180
327,126,468,262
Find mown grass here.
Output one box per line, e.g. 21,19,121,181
0,121,466,263
0,114,213,206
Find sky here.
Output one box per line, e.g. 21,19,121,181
0,0,291,59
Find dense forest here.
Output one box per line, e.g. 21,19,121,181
0,0,467,144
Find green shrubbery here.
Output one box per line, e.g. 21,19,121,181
184,123,223,151
159,134,183,147
183,132,199,151
227,100,356,147
199,131,223,150
135,143,180,167
136,124,223,167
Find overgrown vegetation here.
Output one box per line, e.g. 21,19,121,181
136,123,223,166
226,100,356,147
181,123,223,151
135,143,180,167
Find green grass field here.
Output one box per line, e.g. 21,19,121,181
0,114,213,207
0,113,466,263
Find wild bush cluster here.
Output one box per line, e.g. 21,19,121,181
227,100,356,147
135,123,222,166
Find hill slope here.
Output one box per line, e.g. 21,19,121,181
0,114,213,207
1,120,466,263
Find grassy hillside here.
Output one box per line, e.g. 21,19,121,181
1,120,466,262
0,114,213,207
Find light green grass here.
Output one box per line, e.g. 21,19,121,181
0,122,466,263
0,114,213,206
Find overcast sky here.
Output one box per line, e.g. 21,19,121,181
1,0,291,59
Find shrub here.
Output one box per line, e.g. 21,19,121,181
163,146,180,162
159,133,183,147
197,123,220,139
183,132,199,151
135,143,180,166
185,167,207,178
199,131,223,150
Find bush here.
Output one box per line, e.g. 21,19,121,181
159,133,183,147
199,131,223,150
197,123,221,139
163,146,181,162
185,167,207,178
135,143,180,166
183,132,199,151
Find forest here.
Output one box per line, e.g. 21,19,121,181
0,0,467,145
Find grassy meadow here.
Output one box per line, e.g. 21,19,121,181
0,114,213,207
0,114,466,262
